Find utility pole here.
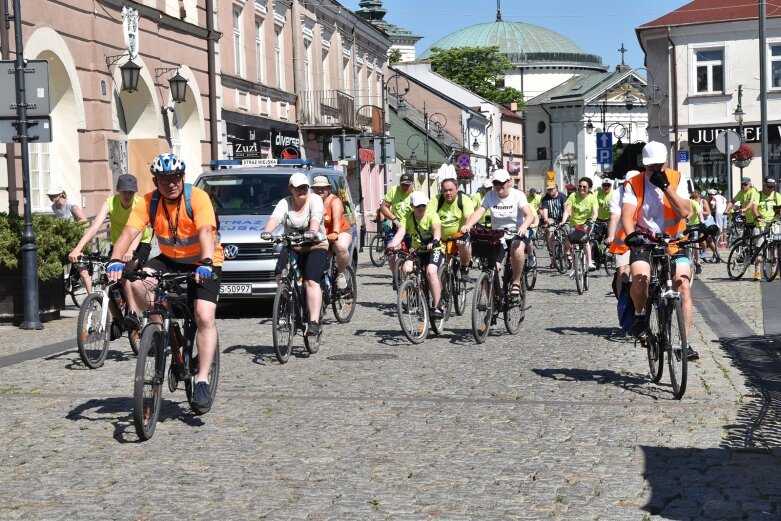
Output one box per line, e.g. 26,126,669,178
759,0,769,181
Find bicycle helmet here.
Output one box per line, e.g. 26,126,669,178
150,153,186,176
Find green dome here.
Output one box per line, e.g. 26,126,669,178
420,21,603,67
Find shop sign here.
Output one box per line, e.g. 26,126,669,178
226,123,269,159
272,130,301,159
688,125,781,145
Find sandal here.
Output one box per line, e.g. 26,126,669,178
509,283,522,297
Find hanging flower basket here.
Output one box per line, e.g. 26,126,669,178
457,168,473,181
734,158,752,169
731,144,754,169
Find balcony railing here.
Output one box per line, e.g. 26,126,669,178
299,90,355,128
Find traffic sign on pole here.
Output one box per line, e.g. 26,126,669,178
596,132,613,165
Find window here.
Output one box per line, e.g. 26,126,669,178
233,7,243,76
695,49,723,93
275,27,284,89
255,18,264,83
30,143,51,211
537,147,548,161
772,44,781,88
303,39,312,91
322,49,330,91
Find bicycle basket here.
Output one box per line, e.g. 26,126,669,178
772,221,781,240
470,226,504,258
568,225,589,244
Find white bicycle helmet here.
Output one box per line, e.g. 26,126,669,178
150,153,186,176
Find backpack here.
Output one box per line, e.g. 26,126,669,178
437,191,464,212
150,182,194,223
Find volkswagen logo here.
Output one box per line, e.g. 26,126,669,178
223,244,239,260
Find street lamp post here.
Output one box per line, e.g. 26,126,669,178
731,84,745,198
423,102,447,197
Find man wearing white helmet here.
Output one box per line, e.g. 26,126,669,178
619,141,698,359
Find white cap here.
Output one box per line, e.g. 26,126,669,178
410,191,429,207
46,186,64,196
289,173,309,187
482,178,493,189
492,169,510,183
642,141,668,166
624,170,642,181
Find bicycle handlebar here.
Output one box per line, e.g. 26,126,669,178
624,223,718,250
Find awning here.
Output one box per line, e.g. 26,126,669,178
390,110,448,166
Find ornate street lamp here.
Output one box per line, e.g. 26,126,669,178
119,59,141,93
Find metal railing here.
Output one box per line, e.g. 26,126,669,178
299,90,356,128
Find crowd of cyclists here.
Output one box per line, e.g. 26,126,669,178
62,140,779,430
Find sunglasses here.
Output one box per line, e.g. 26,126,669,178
579,185,589,189
493,181,508,187
158,174,184,185
292,185,309,192
742,183,750,186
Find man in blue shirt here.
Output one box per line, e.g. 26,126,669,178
540,182,569,268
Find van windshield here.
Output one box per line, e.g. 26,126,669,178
196,174,290,215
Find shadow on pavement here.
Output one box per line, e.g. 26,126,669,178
66,396,203,443
638,334,781,518
45,346,134,370
353,328,412,346
356,300,396,318
531,367,663,399
223,343,275,365
545,325,630,343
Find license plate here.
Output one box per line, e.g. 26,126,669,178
219,283,252,295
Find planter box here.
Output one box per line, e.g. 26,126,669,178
0,267,64,324
733,159,752,169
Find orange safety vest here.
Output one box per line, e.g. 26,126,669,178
323,194,350,234
610,168,687,255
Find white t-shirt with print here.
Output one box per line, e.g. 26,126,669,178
481,187,529,236
622,173,690,235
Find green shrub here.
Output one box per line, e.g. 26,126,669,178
0,213,86,280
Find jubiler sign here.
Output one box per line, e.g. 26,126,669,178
688,125,781,145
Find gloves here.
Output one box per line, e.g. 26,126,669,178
261,232,273,241
106,259,125,274
625,234,644,247
431,239,441,249
649,170,670,191
303,230,317,241
195,265,213,280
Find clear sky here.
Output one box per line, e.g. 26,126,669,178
341,0,690,71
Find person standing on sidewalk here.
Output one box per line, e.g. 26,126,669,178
709,189,727,247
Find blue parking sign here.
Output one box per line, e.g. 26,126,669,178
598,149,613,165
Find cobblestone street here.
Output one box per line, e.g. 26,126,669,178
1,251,780,520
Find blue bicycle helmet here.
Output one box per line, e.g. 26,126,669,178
150,153,186,176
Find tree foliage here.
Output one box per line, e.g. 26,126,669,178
388,49,402,65
428,46,525,109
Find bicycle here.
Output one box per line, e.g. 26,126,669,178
368,218,392,267
440,235,469,317
470,226,526,344
393,246,446,343
550,224,570,274
727,225,770,280
76,254,142,368
567,224,591,295
130,270,220,440
625,225,714,399
726,213,746,247
762,219,781,281
590,220,614,276
271,234,324,363
64,254,106,308
524,230,538,291
323,250,357,323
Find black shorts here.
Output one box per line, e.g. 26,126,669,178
416,249,444,269
275,247,328,282
107,242,151,266
629,249,689,270
144,255,222,304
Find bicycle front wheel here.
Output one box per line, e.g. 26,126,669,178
133,324,164,441
76,292,110,369
603,252,615,277
332,265,357,323
369,234,386,267
582,251,589,292
397,279,428,344
762,242,779,281
453,265,468,316
503,280,525,335
646,297,664,383
272,282,294,363
524,265,537,290
666,298,688,400
574,250,584,295
471,272,494,344
727,239,750,280
553,240,566,274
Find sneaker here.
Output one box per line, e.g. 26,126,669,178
687,347,700,361
430,306,444,319
527,255,537,269
192,380,212,410
630,314,646,339
695,263,703,275
588,261,596,271
754,271,761,281
306,321,321,337
123,311,141,332
335,273,348,291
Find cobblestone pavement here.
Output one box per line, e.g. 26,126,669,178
1,249,780,520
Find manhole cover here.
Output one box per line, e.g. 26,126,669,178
326,353,398,361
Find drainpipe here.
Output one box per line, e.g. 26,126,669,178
667,27,678,169
206,0,219,161
0,0,17,214
541,103,555,181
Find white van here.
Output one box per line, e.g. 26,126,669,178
194,160,358,299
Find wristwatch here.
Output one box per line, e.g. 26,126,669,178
200,258,213,267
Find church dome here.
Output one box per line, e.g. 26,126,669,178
420,20,604,68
